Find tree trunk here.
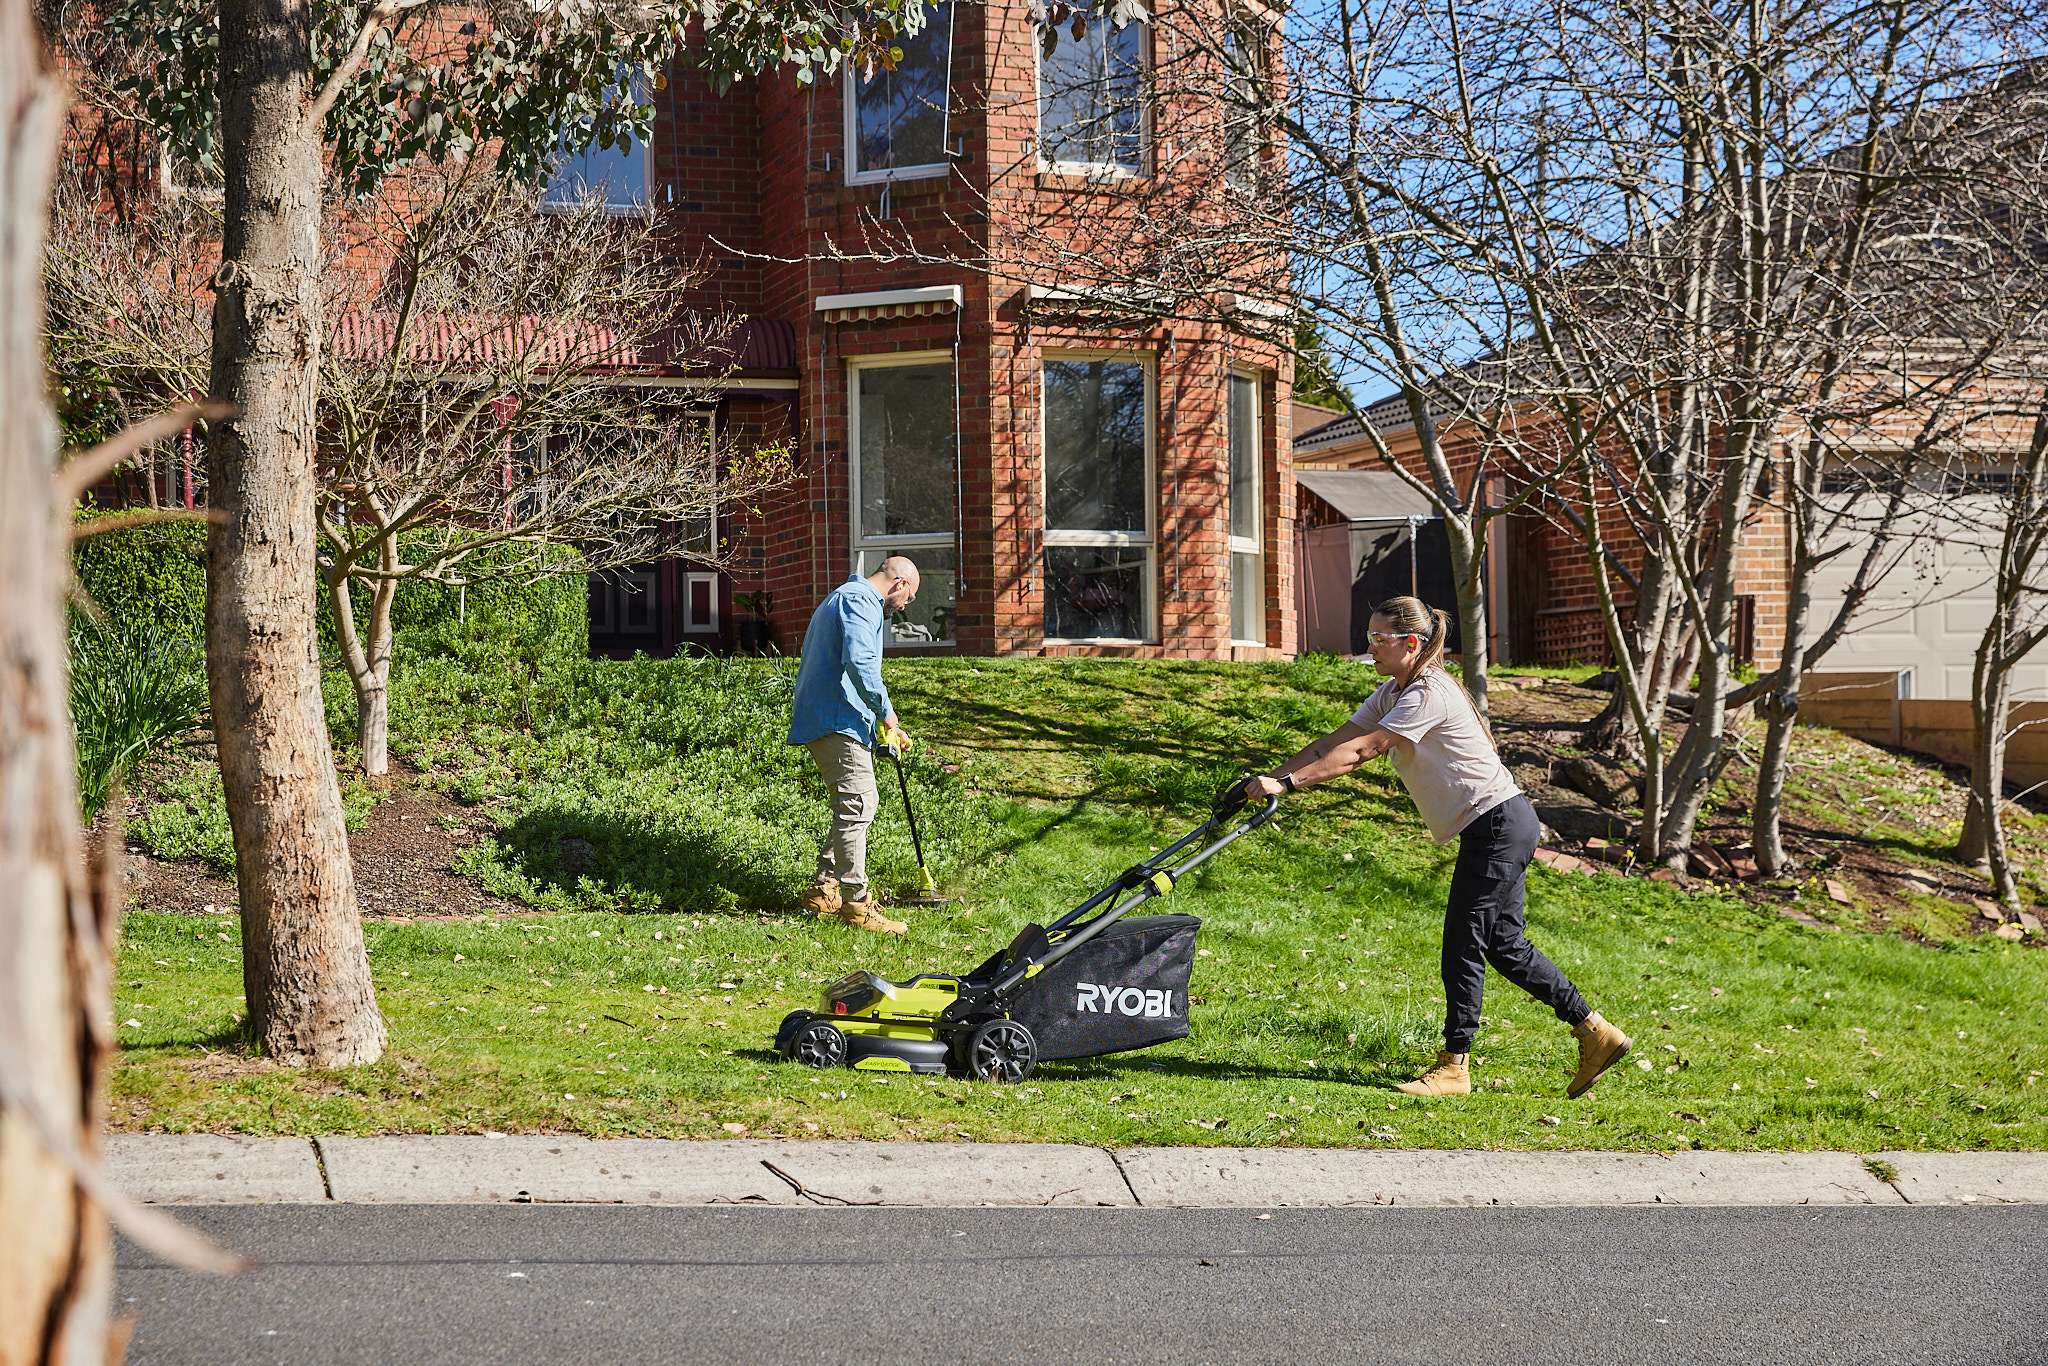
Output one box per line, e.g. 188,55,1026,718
1962,657,2017,907
329,569,396,781
1752,684,1798,877
0,16,115,1361
207,0,384,1066
1447,514,1490,719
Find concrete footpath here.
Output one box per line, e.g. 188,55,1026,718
104,1135,2048,1209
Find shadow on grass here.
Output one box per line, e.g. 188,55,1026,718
484,807,787,915
1048,1055,1391,1088
122,1018,251,1055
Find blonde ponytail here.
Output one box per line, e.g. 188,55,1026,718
1374,596,1450,693
1373,596,1492,745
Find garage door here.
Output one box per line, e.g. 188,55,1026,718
1804,482,2048,700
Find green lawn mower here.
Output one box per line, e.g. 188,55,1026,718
773,783,1279,1082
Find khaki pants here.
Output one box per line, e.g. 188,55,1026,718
806,733,878,899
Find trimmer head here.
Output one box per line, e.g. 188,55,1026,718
899,866,955,906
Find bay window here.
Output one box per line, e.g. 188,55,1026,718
851,355,958,646
1043,357,1153,641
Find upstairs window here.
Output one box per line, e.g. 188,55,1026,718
1220,28,1265,193
1037,14,1145,173
847,2,955,182
543,73,651,212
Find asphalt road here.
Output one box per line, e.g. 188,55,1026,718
118,1204,2046,1365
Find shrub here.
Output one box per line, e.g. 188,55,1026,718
71,516,209,644
131,760,237,875
390,545,590,664
69,612,210,820
133,753,380,876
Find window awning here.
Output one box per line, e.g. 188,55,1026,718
814,285,963,322
1294,468,1438,523
1021,280,1169,315
328,311,799,385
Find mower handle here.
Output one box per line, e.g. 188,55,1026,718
998,794,1278,996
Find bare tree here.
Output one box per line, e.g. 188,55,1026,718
49,163,794,776
818,0,1551,715
317,170,790,778
1954,382,2048,906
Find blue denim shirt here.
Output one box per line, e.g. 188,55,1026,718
787,574,895,747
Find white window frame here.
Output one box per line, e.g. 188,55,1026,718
1033,12,1150,177
1228,368,1265,647
679,410,719,559
541,72,655,216
158,142,223,201
681,571,722,633
1220,26,1264,195
848,350,959,649
1040,349,1157,644
843,2,956,185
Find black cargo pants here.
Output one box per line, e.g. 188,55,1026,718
1442,793,1590,1053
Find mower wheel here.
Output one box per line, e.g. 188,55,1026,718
963,1019,1037,1083
792,1019,848,1070
774,1011,813,1059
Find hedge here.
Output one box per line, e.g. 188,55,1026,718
71,516,589,662
72,517,209,643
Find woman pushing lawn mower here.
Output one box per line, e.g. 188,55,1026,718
1240,596,1633,1099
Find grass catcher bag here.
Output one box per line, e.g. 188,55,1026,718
999,914,1202,1061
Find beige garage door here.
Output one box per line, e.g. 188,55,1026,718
1804,483,2048,700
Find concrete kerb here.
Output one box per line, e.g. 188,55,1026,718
314,1136,1131,1208
104,1135,328,1205
104,1136,2048,1210
1111,1147,1895,1207
1876,1150,2048,1205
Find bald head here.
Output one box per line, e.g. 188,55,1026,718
869,556,920,613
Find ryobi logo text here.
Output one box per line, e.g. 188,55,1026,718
1074,983,1176,1018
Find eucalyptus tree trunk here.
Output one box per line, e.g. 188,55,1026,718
206,0,384,1064
0,14,116,1360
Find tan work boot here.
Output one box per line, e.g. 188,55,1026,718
834,894,906,935
799,878,842,916
1566,1012,1632,1098
1394,1051,1471,1097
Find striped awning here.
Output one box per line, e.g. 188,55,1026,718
814,285,964,323
325,311,797,380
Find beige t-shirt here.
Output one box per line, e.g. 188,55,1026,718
1350,669,1520,843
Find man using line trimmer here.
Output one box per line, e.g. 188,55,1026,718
788,555,920,934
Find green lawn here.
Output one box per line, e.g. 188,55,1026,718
113,655,2048,1150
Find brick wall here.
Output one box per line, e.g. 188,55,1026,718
709,0,1296,659
1299,410,1793,668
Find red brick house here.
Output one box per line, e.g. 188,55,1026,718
62,2,1296,661
600,0,1298,659
1292,396,1788,671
